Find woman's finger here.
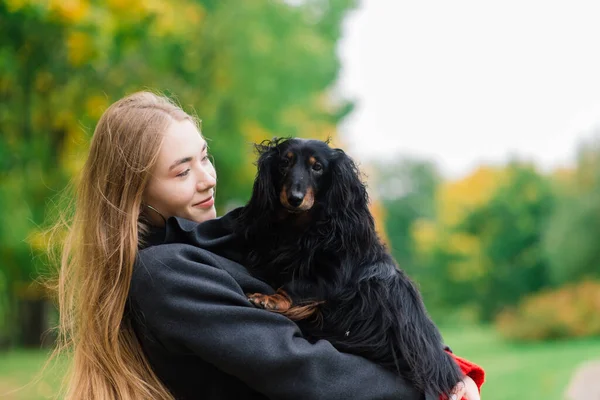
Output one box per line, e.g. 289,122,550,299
450,379,466,400
462,375,481,400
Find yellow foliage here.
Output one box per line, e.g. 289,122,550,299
26,229,46,252
49,0,89,23
27,223,68,255
85,95,109,119
446,232,487,281
66,31,93,66
104,0,205,37
5,0,29,13
438,166,506,227
56,111,88,178
240,121,272,184
550,167,574,186
242,121,272,145
369,196,389,245
446,232,477,256
106,0,145,15
280,96,339,143
183,3,205,25
148,1,180,36
411,219,438,255
496,281,600,341
410,166,506,280
411,220,487,281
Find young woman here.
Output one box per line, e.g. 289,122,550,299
56,91,484,399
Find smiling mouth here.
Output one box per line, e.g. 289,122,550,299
193,195,214,207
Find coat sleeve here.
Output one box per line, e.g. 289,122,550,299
442,346,485,398
447,352,485,392
131,244,424,400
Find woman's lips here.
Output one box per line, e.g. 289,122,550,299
193,196,214,209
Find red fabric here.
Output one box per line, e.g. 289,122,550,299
443,351,485,400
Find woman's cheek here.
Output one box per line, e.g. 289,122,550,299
173,180,197,205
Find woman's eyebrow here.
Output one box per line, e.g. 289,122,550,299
168,143,207,171
169,157,192,171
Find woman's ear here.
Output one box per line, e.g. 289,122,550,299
325,149,369,215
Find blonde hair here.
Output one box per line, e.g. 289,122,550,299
53,91,196,399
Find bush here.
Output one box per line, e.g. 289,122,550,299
495,281,600,341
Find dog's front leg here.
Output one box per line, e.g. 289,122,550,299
247,289,293,312
247,288,323,321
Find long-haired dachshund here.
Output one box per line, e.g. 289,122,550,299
236,138,462,398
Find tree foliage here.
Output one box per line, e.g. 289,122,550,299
0,0,356,344
383,161,556,322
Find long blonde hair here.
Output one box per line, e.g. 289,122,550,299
54,91,195,399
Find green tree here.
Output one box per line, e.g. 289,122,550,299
543,140,600,284
374,158,440,274
0,0,356,345
458,163,555,320
407,163,555,321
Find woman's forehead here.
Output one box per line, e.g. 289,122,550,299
157,120,205,166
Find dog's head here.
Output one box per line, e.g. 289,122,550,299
249,138,368,216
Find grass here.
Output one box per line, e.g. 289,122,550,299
0,349,64,400
440,325,600,400
0,326,599,399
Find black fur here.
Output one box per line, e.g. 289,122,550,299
236,138,462,398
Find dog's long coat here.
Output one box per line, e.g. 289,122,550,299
236,138,463,398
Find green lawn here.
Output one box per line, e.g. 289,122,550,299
0,350,64,400
441,325,600,400
0,326,599,399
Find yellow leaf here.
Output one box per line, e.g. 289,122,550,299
411,219,438,255
67,31,92,66
50,0,89,23
242,121,272,145
437,166,506,226
85,95,109,119
369,196,389,246
5,0,29,13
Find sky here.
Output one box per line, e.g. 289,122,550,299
336,0,600,178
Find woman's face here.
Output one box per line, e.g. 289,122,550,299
144,118,217,225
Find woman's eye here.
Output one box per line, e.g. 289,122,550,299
177,169,190,177
202,154,209,162
312,163,323,172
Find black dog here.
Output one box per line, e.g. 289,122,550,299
236,138,462,398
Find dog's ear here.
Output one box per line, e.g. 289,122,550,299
325,149,369,215
247,138,281,214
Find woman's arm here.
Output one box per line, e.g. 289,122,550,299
131,243,424,400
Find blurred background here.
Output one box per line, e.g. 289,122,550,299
1,0,599,399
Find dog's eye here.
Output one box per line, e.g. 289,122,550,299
280,158,290,168
312,162,323,172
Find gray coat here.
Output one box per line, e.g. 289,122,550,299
128,210,426,400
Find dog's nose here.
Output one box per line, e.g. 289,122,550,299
288,191,304,207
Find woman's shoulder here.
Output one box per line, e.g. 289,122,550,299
134,242,223,281
133,241,273,297
131,243,239,310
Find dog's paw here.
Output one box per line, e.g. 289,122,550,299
247,292,290,311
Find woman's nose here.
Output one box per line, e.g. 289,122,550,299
196,165,216,191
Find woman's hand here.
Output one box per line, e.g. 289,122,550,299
450,375,480,400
